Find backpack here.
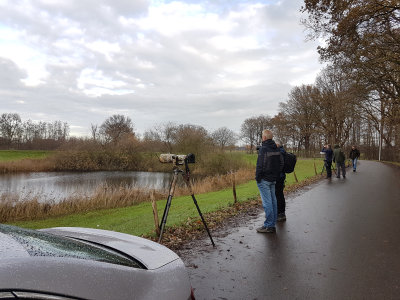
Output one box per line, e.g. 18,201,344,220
282,152,297,173
338,151,345,162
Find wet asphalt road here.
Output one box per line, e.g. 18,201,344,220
179,161,400,300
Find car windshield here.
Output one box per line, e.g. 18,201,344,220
0,224,144,269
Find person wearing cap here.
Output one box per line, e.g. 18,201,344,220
333,144,346,178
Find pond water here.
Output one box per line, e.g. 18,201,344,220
0,171,175,203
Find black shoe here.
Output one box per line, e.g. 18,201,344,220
277,213,286,222
256,226,276,233
336,176,340,178
343,175,346,178
353,169,356,172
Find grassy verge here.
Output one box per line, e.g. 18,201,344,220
383,161,400,167
10,159,325,237
0,150,52,161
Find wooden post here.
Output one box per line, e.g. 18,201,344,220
150,191,160,236
293,171,299,183
232,171,237,203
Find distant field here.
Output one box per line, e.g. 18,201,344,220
0,150,52,162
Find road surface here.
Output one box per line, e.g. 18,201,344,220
179,161,400,300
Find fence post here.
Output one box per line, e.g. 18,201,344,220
150,190,160,236
232,171,237,203
293,171,299,183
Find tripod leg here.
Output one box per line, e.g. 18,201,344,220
158,171,178,243
183,175,216,247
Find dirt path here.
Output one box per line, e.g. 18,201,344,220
178,161,400,300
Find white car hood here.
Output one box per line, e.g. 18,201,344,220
40,227,180,270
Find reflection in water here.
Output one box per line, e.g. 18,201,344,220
0,171,174,203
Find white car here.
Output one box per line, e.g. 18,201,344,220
0,224,195,300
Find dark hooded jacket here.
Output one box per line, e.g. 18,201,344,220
321,147,333,162
255,139,284,182
333,144,345,164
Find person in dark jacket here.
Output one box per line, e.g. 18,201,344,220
321,144,333,178
255,130,284,233
349,145,360,172
275,141,287,222
333,144,346,178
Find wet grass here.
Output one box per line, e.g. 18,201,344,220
0,150,52,161
10,159,324,236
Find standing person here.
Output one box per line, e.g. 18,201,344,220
333,144,346,178
275,141,287,222
255,130,284,233
349,145,360,172
321,144,333,178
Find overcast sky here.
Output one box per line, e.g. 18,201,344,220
0,0,323,137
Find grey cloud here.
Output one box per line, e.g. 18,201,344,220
0,0,321,137
0,58,27,89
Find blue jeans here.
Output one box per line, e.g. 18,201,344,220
257,180,277,228
352,158,358,170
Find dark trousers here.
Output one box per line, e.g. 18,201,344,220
276,177,285,215
325,160,332,178
336,162,346,178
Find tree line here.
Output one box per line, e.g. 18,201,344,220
241,1,399,161
0,113,70,149
297,0,399,161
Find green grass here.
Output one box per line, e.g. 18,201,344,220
10,158,325,237
0,150,52,161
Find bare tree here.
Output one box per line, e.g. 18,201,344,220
280,85,319,155
173,124,212,155
211,127,237,150
254,115,272,145
143,122,177,152
240,117,258,153
314,66,362,146
271,112,293,148
91,123,98,141
99,115,134,144
0,113,22,147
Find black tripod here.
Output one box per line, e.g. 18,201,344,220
158,158,215,247
321,160,336,175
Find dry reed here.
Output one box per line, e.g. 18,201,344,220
0,168,254,223
0,159,55,173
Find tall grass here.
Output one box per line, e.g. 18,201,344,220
0,158,56,173
0,168,254,223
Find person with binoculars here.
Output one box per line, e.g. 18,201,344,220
321,144,333,179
